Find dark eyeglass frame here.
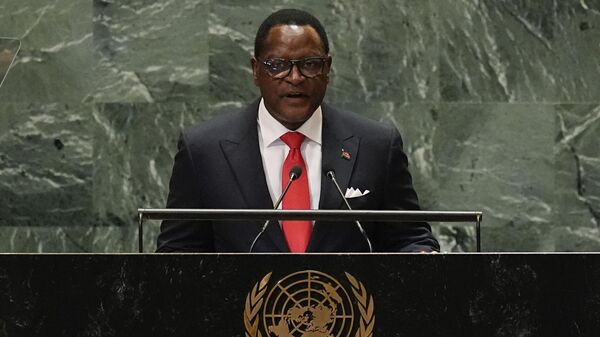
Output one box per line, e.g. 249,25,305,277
261,56,329,79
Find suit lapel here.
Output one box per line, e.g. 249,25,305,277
219,100,289,252
307,104,360,251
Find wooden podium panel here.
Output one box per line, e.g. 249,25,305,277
0,254,599,336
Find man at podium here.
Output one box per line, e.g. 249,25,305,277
156,9,439,253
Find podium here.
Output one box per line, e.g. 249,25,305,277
3,210,597,336
1,253,599,336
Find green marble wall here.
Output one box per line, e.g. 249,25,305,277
0,0,598,252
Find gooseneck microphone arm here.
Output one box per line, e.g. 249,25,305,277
249,166,302,252
274,166,301,211
325,170,373,253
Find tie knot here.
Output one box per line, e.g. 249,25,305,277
280,132,305,149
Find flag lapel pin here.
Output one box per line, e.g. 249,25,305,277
340,149,351,161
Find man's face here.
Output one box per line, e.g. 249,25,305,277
251,24,332,130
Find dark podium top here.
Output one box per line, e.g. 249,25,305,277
1,254,599,336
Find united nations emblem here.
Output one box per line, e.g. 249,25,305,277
244,270,375,337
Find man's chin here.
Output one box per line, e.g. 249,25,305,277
279,101,314,115
273,111,314,130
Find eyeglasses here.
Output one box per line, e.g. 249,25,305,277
261,57,328,79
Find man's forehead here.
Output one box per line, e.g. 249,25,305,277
264,24,324,53
268,24,320,40
278,24,306,36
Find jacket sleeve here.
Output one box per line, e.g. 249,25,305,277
156,133,215,252
373,126,440,252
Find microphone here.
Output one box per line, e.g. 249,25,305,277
249,166,302,252
324,169,373,253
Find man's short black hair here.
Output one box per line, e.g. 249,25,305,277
254,8,329,58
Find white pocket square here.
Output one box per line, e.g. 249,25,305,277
344,187,370,199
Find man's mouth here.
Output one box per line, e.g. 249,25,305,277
284,92,307,98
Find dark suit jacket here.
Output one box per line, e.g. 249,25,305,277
156,100,439,252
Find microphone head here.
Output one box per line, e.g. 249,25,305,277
324,169,335,179
290,166,302,180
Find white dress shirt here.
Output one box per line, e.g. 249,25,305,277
257,98,322,211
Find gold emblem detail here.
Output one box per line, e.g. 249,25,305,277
244,272,272,337
243,270,375,337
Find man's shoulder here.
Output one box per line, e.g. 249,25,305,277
182,101,258,144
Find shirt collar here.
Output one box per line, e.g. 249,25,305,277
257,98,322,146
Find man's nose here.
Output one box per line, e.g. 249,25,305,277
285,64,305,84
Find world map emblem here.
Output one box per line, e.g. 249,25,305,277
244,270,375,337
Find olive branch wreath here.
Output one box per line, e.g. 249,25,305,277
244,272,271,337
345,272,375,337
243,271,375,337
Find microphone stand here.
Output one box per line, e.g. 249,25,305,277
249,168,300,252
326,170,373,253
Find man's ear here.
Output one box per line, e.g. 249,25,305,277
324,55,332,82
325,55,332,69
251,57,259,84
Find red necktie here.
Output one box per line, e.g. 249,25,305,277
280,132,312,253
